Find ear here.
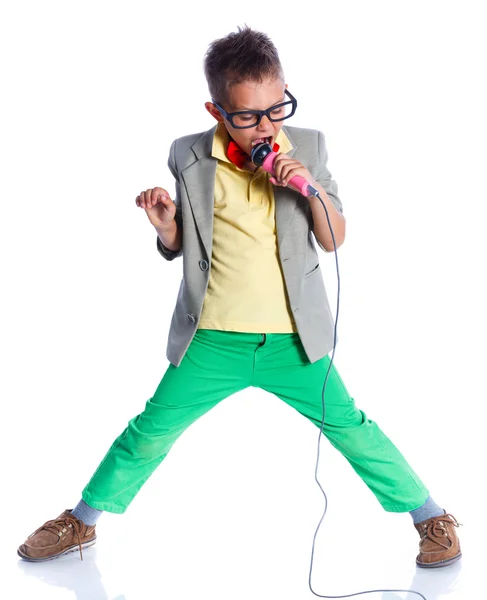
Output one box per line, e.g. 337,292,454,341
285,82,288,90
205,102,224,122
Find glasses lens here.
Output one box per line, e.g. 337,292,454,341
232,113,260,128
268,101,294,121
231,101,295,128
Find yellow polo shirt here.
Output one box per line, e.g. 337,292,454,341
197,122,298,333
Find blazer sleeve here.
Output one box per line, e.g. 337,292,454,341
156,139,183,261
309,130,343,253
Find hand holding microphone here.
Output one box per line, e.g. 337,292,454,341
250,142,319,198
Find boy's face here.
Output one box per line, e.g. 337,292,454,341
205,76,288,157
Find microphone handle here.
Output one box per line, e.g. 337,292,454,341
262,151,313,197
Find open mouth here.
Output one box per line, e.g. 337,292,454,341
251,136,272,147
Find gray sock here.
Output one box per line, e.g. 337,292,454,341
409,495,445,524
71,499,104,526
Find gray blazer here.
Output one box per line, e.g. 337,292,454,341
157,124,343,367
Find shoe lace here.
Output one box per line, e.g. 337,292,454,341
33,515,85,560
420,513,462,550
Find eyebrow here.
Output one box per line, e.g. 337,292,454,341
232,95,285,111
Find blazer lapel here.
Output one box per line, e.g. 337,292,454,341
180,124,301,260
180,126,217,260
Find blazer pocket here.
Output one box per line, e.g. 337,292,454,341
304,263,320,278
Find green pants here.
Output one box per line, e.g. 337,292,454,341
82,330,428,514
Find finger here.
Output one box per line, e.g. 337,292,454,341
140,191,149,208
279,161,298,181
147,190,157,208
280,164,303,184
146,188,160,208
158,196,170,210
152,188,168,206
280,168,294,184
144,188,155,208
161,196,172,209
274,156,295,182
273,155,286,181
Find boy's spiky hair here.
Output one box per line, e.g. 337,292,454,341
204,24,284,107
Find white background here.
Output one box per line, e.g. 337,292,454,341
1,1,486,599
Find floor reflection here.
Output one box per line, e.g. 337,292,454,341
17,546,126,600
381,559,462,599
16,545,462,600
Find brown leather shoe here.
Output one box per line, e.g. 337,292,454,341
414,511,462,568
17,509,96,562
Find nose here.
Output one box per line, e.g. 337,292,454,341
256,114,272,133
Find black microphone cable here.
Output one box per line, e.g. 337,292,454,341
306,186,427,600
249,141,427,598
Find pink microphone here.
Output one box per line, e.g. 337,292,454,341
250,142,318,197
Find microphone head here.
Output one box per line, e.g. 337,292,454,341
250,142,273,166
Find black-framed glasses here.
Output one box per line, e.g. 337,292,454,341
211,89,297,129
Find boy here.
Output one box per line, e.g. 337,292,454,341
18,25,461,569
